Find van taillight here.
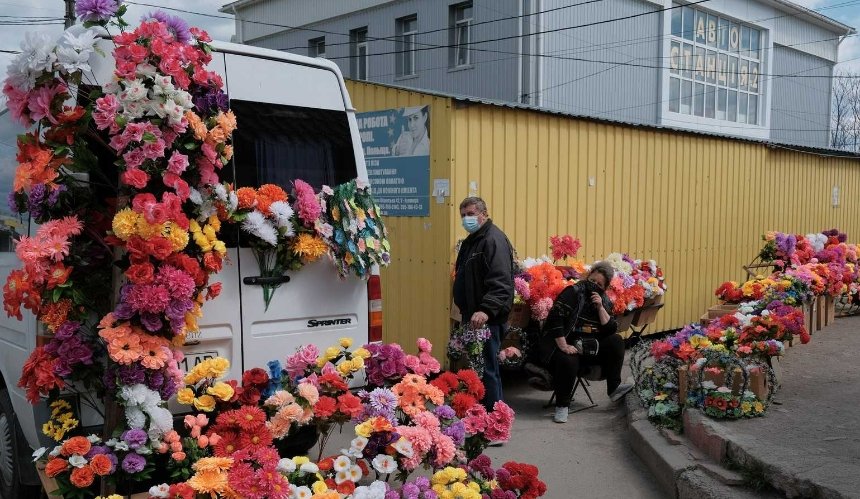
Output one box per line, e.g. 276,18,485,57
368,274,382,342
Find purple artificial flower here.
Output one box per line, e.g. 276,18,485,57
385,491,400,499
54,321,80,341
27,183,46,219
434,405,455,420
103,366,117,393
7,191,20,214
84,445,109,460
47,185,65,206
141,10,191,43
369,388,398,412
75,0,120,23
442,420,466,447
113,302,135,321
193,89,229,115
121,452,146,473
467,454,494,479
413,477,431,490
401,483,420,499
122,429,148,450
140,312,163,332
159,377,179,400
117,364,146,386
147,370,165,391
56,335,93,366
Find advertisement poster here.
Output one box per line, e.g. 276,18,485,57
357,106,430,217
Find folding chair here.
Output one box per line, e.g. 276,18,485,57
542,365,604,413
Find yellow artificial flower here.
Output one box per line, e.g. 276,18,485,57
136,218,164,239
311,481,329,494
293,456,310,465
754,402,764,413
194,395,217,412
189,219,202,233
337,362,353,376
688,335,711,349
353,347,371,359
653,393,668,401
324,346,340,361
741,401,752,413
177,388,196,405
355,420,372,438
207,215,221,233
164,222,190,252
212,240,227,255
207,381,235,402
316,356,328,368
292,233,329,262
339,337,353,349
351,356,365,370
95,495,124,499
111,208,139,241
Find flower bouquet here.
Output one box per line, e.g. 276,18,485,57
447,325,491,376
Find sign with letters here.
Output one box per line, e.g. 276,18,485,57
357,106,431,217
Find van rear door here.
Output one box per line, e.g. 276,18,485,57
222,53,368,372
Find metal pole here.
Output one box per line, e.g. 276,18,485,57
64,0,75,28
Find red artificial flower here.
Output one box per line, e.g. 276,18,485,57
337,481,356,495
235,406,266,432
549,234,581,261
147,236,174,260
430,371,458,395
238,426,273,451
168,483,195,499
18,346,64,403
318,457,334,471
203,251,223,273
121,168,150,189
126,236,150,265
337,392,363,418
457,369,486,399
238,386,261,406
44,457,69,477
242,368,269,388
224,379,242,403
212,430,240,457
319,372,348,392
314,396,337,418
46,263,73,289
451,393,478,418
714,398,728,411
126,262,155,284
206,282,222,301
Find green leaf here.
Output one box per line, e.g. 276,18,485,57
117,4,128,16
184,142,199,151
51,287,62,303
142,131,157,142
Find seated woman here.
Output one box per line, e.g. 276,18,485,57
538,261,633,423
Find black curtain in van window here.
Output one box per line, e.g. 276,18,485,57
230,100,358,191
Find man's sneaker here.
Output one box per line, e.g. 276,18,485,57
609,383,634,402
553,406,569,423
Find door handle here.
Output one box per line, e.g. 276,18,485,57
243,275,291,286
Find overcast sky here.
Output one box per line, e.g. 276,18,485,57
1,0,860,96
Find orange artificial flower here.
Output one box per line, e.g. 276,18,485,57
139,336,170,370
89,454,112,476
39,299,73,333
185,111,208,141
44,458,69,477
46,263,73,289
216,110,237,135
206,126,227,146
14,136,65,192
236,187,256,210
106,332,143,365
61,436,92,457
69,465,95,488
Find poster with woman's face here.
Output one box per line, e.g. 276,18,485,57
357,106,431,217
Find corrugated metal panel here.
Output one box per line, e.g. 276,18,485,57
344,81,455,352
237,0,396,42
539,0,661,124
448,100,860,333
770,45,832,149
350,78,860,341
772,12,840,62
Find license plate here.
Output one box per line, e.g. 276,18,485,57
178,351,218,372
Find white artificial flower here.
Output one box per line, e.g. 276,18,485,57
113,441,130,452
392,437,413,458
350,436,369,453
717,386,732,393
172,89,194,110
242,211,278,246
68,455,88,468
102,80,121,95
371,454,397,474
189,188,203,205
122,100,146,119
213,184,227,202
148,484,170,498
121,79,147,101
55,29,98,74
352,482,388,499
32,447,47,461
228,191,238,211
701,381,717,390
333,455,352,473
293,486,312,499
136,447,153,456
277,458,295,474
136,63,157,79
124,407,146,430
153,75,173,91
7,32,57,91
269,201,295,228
335,470,350,484
298,462,319,473
105,438,119,448
347,464,362,482
48,447,62,458
147,407,174,439
86,434,100,444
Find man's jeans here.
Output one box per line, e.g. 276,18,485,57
482,324,505,410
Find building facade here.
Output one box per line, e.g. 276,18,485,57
221,0,854,149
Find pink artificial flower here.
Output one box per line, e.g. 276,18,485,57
163,173,191,201
125,283,171,314
514,277,530,300
484,401,515,442
167,151,189,175
416,338,432,353
462,405,488,434
3,82,31,126
157,265,196,299
27,83,67,125
122,148,146,170
396,426,432,470
286,344,319,378
531,297,553,321
293,179,322,227
142,139,167,160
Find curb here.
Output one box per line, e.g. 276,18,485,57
626,396,854,499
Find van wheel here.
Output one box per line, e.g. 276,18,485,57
0,388,39,499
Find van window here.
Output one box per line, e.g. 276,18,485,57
229,100,358,191
226,100,358,248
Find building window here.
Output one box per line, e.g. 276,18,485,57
308,37,326,58
396,15,418,77
449,2,473,67
350,28,369,80
668,4,762,125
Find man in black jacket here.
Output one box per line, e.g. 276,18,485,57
453,197,515,410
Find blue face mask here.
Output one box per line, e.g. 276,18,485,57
462,216,480,233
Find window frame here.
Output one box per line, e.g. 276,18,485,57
308,37,326,59
349,27,369,80
396,15,418,77
449,2,473,68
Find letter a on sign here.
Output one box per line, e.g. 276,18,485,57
696,16,706,42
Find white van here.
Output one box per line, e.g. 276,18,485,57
0,40,383,496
